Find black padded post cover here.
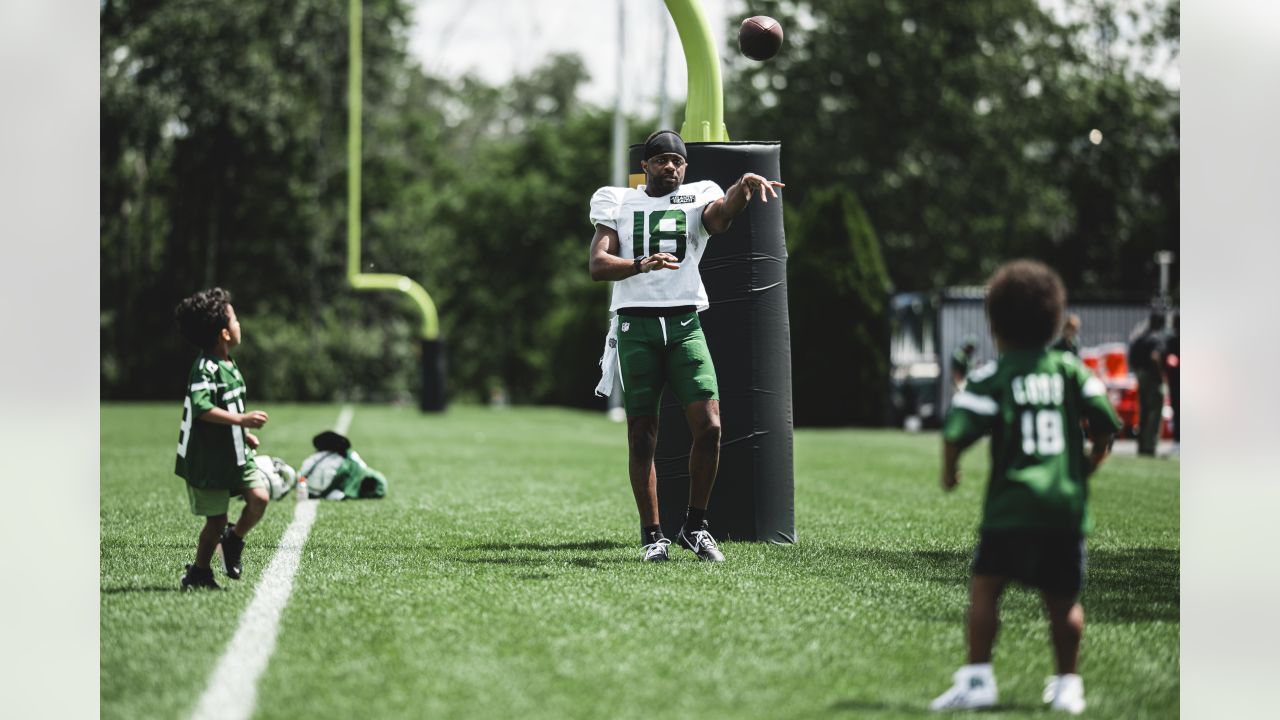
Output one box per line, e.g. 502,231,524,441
628,141,795,543
419,338,447,412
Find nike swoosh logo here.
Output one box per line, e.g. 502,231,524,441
681,318,694,327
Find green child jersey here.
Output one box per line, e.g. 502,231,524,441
174,353,255,489
944,348,1122,534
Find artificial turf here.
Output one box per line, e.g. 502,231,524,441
101,403,1178,719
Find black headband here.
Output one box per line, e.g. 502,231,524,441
643,130,687,161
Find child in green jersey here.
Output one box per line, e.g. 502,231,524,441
929,261,1122,715
173,288,271,590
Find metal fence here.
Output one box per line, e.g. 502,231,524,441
891,288,1165,424
937,293,1157,415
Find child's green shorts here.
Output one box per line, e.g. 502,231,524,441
186,462,268,517
616,309,719,417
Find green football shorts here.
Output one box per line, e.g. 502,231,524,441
617,310,719,416
186,462,268,517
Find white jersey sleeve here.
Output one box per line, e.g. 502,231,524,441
691,180,726,240
589,186,627,230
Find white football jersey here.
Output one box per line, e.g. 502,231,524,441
590,180,726,312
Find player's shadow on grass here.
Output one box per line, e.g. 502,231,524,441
467,539,628,552
307,542,439,554
833,548,968,586
827,698,1042,715
1085,546,1179,623
456,556,604,567
509,559,603,579
101,585,186,594
455,539,629,571
102,541,194,551
840,546,1178,623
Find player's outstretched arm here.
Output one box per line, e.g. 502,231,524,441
588,224,679,281
702,173,785,235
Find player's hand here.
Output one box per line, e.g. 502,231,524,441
941,469,960,491
239,410,269,429
740,173,785,203
245,431,260,449
641,253,680,272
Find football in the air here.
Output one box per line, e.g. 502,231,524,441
738,16,784,61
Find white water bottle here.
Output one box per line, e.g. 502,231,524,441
297,476,308,502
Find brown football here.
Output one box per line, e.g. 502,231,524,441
738,15,784,61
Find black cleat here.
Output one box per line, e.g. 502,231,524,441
181,564,221,591
218,525,245,580
641,538,671,562
677,523,725,562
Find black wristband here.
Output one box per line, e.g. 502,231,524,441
634,256,644,274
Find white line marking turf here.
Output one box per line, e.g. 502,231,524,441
334,404,354,435
189,405,353,720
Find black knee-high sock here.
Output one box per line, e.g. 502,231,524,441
683,506,706,532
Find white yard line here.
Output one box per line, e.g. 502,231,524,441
189,502,317,720
334,404,355,435
189,405,354,720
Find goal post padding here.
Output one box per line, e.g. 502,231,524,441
628,141,795,543
419,338,447,412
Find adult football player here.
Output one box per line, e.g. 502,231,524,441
588,129,783,562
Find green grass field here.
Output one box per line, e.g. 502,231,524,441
101,403,1178,719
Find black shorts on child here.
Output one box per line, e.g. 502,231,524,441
971,529,1086,597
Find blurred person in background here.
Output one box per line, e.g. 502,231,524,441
951,337,978,391
1127,311,1167,457
1162,313,1179,451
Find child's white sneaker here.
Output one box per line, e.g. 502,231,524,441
1043,674,1086,714
929,664,998,711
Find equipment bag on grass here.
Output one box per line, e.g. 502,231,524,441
297,430,388,500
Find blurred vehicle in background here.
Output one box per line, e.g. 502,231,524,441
888,292,943,429
1080,343,1174,440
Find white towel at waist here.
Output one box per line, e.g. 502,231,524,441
594,315,620,397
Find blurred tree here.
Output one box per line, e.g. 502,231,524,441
726,0,1178,297
787,187,892,425
417,55,613,406
101,0,447,401
722,0,1176,424
101,4,613,407
100,0,1179,426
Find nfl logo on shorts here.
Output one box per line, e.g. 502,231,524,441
621,322,630,332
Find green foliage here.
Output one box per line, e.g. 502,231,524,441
411,57,613,406
100,0,422,401
236,298,420,403
100,0,1180,422
727,0,1179,297
788,188,892,425
100,3,611,406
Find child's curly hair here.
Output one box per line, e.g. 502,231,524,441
985,260,1066,349
175,287,232,350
